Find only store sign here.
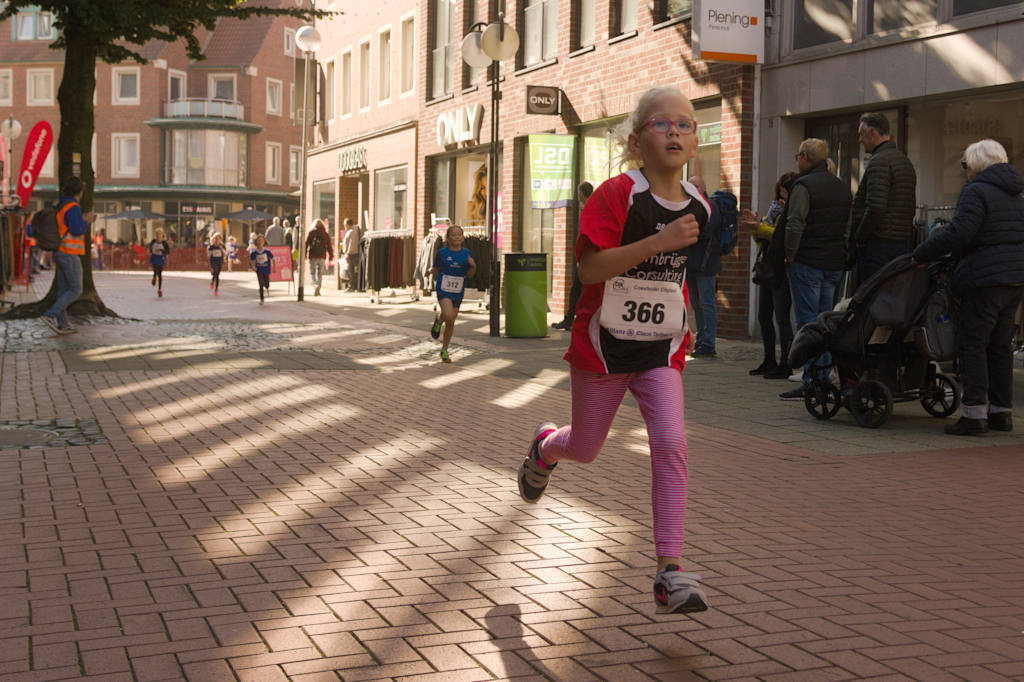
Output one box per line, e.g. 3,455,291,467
528,134,576,209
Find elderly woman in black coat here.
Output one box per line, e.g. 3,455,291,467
913,139,1024,435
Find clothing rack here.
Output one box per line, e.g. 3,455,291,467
361,230,418,303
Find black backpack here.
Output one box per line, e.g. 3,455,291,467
32,203,62,252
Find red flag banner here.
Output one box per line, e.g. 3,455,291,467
16,121,53,208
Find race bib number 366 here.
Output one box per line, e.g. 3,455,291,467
600,276,686,341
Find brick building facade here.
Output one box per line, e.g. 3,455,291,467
304,0,756,336
0,2,306,250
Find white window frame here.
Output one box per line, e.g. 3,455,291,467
340,49,353,118
289,146,301,185
378,25,392,105
111,133,141,178
399,13,415,98
111,66,141,105
168,69,186,101
323,57,336,123
0,69,12,106
266,142,282,184
16,13,35,40
290,82,296,120
359,38,372,112
26,68,54,106
266,77,283,116
284,27,296,57
208,73,236,101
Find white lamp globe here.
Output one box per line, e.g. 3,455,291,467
295,25,322,53
481,22,519,62
461,29,492,68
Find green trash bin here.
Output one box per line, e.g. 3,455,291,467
504,252,548,337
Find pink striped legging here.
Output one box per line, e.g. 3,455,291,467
538,365,688,558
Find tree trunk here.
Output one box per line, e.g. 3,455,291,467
3,30,117,320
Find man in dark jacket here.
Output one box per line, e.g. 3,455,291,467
912,139,1024,435
851,112,917,286
778,139,853,400
684,176,723,357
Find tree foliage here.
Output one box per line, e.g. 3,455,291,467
0,0,330,319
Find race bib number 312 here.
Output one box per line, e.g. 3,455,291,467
600,276,686,341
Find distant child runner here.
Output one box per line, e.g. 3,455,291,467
149,229,170,297
517,86,710,614
250,234,274,305
208,233,225,295
429,224,476,363
227,236,240,271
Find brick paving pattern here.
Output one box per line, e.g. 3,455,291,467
1,271,1022,680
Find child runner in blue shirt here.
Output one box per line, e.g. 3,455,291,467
208,233,225,296
429,225,476,363
250,235,274,305
149,228,170,298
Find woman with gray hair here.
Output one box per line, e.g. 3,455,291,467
912,139,1024,435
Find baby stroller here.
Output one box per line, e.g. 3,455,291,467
789,254,959,428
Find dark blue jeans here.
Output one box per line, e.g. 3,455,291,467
686,272,718,354
45,251,83,326
788,262,841,384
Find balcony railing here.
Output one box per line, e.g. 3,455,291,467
162,98,246,120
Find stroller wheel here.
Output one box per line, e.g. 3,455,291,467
921,373,960,418
805,381,841,420
849,380,893,428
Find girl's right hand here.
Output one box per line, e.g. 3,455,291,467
656,214,700,253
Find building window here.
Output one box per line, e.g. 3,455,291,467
169,70,186,101
36,12,53,38
323,59,335,121
793,0,853,49
375,166,407,230
26,68,54,105
431,0,455,98
359,41,371,109
0,70,11,106
575,0,595,49
284,27,296,56
340,51,352,116
112,67,140,105
690,102,722,193
13,11,52,41
16,13,35,40
112,134,140,178
266,142,281,184
379,29,392,103
266,78,283,115
209,74,236,100
659,0,692,21
165,129,246,186
614,0,637,36
400,16,415,95
953,0,1019,14
524,0,558,67
867,0,934,33
289,146,301,185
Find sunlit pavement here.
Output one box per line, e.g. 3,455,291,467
1,270,1022,681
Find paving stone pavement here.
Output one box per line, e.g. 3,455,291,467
0,271,1022,681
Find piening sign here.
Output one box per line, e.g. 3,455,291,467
693,0,764,64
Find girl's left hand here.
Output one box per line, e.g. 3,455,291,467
686,328,696,354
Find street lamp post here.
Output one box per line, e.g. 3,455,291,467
461,14,519,337
1,115,24,208
295,25,322,302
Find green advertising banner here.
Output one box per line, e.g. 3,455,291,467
528,134,576,209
